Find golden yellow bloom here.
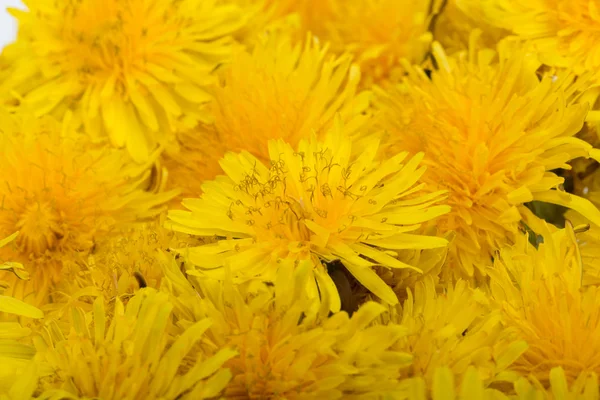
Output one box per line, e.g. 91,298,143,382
164,33,370,191
478,0,600,77
512,367,599,400
0,111,177,306
1,0,245,162
163,258,412,399
488,221,600,385
34,288,236,399
311,0,443,87
167,125,450,310
380,276,527,388
375,37,600,279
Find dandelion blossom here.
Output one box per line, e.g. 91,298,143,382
1,0,245,162
0,111,177,305
165,33,370,190
488,221,600,385
162,259,412,398
479,0,600,76
34,288,236,399
312,0,443,86
380,276,527,388
166,125,450,309
375,37,600,279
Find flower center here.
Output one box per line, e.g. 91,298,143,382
15,201,64,255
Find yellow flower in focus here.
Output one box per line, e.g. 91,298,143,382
512,367,599,400
478,0,600,76
380,276,527,389
1,0,245,162
34,288,236,399
162,259,412,399
375,37,600,279
165,33,370,193
166,126,450,310
0,111,177,306
488,221,600,385
314,0,443,86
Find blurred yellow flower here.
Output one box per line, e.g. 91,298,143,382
488,221,600,385
34,288,236,399
164,33,370,194
166,125,449,310
163,258,412,399
375,37,600,279
380,276,527,389
313,0,443,87
0,110,177,306
0,0,245,162
478,0,600,77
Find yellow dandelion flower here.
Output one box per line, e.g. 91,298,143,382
166,124,450,310
34,288,236,399
478,0,600,77
1,0,245,162
0,111,177,306
488,221,600,385
162,258,412,399
375,36,600,279
513,367,599,400
164,33,370,190
311,0,443,87
379,275,527,388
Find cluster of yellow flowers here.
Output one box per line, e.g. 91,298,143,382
3,0,600,398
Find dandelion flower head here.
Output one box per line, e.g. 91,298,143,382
379,275,527,389
167,33,370,189
166,124,450,310
375,36,599,279
0,110,177,305
478,0,600,77
488,221,600,385
1,0,246,162
312,0,443,87
33,288,236,399
162,259,413,399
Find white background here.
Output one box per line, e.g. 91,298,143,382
0,0,25,51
